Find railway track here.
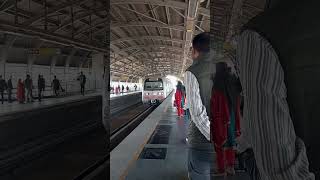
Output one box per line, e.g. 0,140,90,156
72,103,156,180
0,101,155,180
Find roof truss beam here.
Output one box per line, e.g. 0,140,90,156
111,36,184,44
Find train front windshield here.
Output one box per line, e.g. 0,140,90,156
144,81,163,91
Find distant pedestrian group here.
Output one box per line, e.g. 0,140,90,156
0,74,45,104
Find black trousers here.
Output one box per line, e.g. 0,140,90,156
238,148,260,180
0,91,3,104
38,89,42,101
80,84,85,95
8,89,12,102
54,89,59,96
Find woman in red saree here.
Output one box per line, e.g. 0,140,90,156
17,79,25,103
175,81,184,117
211,62,241,176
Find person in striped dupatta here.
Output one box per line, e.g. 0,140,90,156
234,0,316,179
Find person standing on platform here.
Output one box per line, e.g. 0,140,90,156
126,85,129,92
17,79,25,104
79,72,86,96
211,62,241,176
52,76,60,97
38,75,45,102
184,32,215,179
115,85,118,94
235,0,316,179
24,74,33,103
0,75,7,104
7,76,13,103
181,84,186,112
174,81,184,117
121,85,124,94
134,84,137,91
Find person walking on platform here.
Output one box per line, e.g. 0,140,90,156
235,0,315,179
38,75,45,102
52,76,60,97
174,81,184,117
0,75,7,104
24,74,33,103
115,85,118,94
211,62,241,176
17,79,25,104
121,85,124,94
7,76,13,103
184,32,215,179
78,72,86,96
181,84,186,114
134,84,137,91
126,85,129,92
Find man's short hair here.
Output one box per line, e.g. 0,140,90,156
192,32,210,53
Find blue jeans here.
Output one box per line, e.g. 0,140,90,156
188,145,215,180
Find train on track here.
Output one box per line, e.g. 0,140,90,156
142,77,173,104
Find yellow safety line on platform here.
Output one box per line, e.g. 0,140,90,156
119,102,170,180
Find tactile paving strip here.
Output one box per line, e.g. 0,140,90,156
159,120,173,124
139,147,167,159
147,125,172,144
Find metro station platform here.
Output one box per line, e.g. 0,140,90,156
111,93,251,180
0,91,142,117
110,91,142,99
0,92,102,117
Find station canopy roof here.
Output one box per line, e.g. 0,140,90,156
0,0,265,81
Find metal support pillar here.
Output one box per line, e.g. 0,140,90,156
64,49,76,92
92,52,104,90
50,55,57,83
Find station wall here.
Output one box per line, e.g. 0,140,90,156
2,63,101,97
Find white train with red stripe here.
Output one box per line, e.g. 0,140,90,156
142,77,173,104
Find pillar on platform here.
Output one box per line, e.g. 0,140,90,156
0,60,5,78
50,56,57,81
0,50,7,77
102,53,109,135
27,55,37,76
139,78,144,90
92,52,104,90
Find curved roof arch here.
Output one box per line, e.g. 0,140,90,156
110,0,211,78
112,45,184,55
111,36,184,45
